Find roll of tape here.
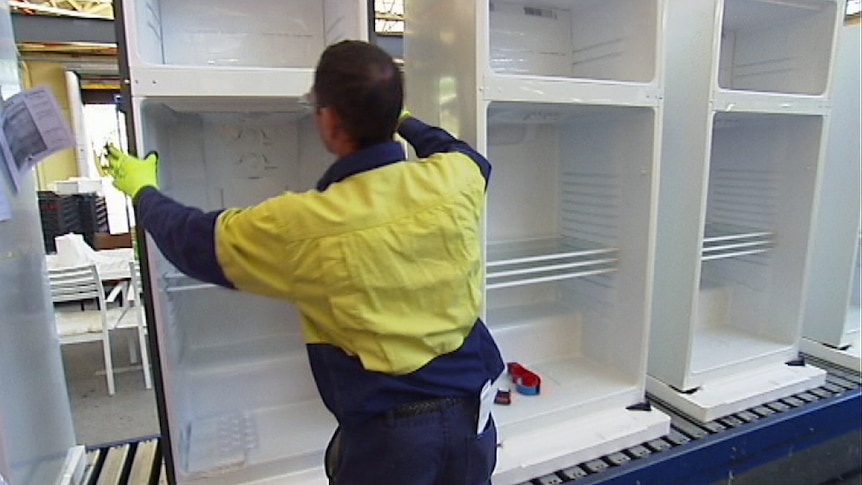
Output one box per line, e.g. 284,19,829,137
507,361,541,396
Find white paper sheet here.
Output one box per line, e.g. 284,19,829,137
0,85,75,191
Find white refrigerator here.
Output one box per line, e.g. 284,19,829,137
116,1,368,483
0,1,79,484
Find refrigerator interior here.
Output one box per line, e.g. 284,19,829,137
800,21,862,351
128,0,365,69
138,98,337,481
717,0,837,95
488,0,658,82
690,112,823,384
483,102,656,436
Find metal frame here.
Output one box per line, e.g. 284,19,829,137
110,0,175,480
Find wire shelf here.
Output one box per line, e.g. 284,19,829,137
487,237,619,289
702,223,774,262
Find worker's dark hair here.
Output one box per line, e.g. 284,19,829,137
313,40,403,149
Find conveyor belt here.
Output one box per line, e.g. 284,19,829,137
82,438,166,485
83,357,860,485
521,356,862,485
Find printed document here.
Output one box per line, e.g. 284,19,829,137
0,85,75,191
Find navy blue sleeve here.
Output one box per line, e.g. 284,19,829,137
397,116,491,186
135,186,235,289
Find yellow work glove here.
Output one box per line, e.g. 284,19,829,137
398,108,411,126
101,144,159,198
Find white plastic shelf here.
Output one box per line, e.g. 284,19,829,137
155,271,303,360
490,355,669,484
182,333,306,373
492,355,635,436
486,237,619,290
701,223,773,261
164,282,216,294
160,272,217,294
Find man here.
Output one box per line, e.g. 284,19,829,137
104,40,504,485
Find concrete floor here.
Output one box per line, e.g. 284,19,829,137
57,305,160,447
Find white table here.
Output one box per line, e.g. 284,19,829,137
46,247,136,305
46,248,134,280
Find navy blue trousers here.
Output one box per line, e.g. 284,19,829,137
325,399,497,485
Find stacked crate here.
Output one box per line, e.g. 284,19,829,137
75,194,109,248
38,192,109,252
38,191,82,253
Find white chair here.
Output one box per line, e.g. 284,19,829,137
119,260,152,389
49,264,115,395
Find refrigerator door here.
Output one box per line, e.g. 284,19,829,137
0,1,77,483
115,2,369,482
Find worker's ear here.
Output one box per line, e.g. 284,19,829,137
316,106,355,155
316,106,332,132
315,106,339,152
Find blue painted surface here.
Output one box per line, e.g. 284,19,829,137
575,387,861,485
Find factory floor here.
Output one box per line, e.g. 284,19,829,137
57,305,160,447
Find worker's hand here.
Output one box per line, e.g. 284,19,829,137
398,108,411,126
101,144,159,198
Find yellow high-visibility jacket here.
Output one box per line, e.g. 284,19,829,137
136,116,504,426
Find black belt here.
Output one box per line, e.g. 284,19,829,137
386,396,471,419
327,396,475,479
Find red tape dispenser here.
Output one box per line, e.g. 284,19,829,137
507,362,541,396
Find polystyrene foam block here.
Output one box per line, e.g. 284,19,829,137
646,362,827,422
493,406,670,485
800,335,862,373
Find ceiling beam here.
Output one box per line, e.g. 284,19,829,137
9,0,112,18
11,12,116,44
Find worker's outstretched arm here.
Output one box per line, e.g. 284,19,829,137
135,187,234,289
103,145,233,288
397,115,491,187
